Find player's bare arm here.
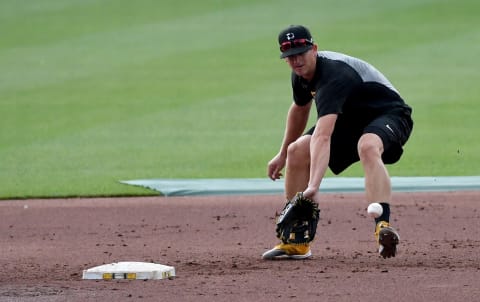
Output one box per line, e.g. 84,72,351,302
303,113,337,201
267,101,312,180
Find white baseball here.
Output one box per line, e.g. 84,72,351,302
367,203,383,218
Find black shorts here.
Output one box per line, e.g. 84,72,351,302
305,111,413,175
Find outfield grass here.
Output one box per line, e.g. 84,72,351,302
1,0,479,198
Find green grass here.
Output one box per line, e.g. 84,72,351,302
1,0,479,198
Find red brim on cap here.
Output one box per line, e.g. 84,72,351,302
280,45,313,59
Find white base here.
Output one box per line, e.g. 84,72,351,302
82,261,175,280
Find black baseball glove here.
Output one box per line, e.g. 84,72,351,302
276,192,320,244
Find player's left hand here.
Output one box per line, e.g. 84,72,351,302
303,187,320,203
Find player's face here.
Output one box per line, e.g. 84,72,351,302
285,45,317,80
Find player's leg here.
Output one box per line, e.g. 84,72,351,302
358,132,399,258
284,135,311,200
263,135,312,260
357,133,391,203
360,114,412,258
360,113,413,199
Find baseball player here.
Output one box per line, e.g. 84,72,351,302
263,25,413,259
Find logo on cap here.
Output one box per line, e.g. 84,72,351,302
286,33,295,40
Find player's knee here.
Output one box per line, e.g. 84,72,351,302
358,134,383,162
287,140,310,166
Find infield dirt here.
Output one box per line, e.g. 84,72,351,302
1,191,479,301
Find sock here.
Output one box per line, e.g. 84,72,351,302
374,202,390,225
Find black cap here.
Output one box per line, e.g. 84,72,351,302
278,25,314,58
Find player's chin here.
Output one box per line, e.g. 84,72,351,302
294,67,310,78
293,66,304,75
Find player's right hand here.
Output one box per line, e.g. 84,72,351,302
267,153,286,180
